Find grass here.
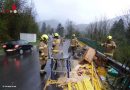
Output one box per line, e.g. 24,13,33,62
0,46,4,55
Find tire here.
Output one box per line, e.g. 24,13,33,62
19,49,23,55
5,51,9,55
30,47,33,51
30,47,34,53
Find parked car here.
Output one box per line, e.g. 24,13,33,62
2,40,33,54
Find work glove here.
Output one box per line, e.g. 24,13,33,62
39,47,44,50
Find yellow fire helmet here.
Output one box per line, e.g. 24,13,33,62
54,33,59,37
41,34,49,40
107,35,112,40
72,34,76,37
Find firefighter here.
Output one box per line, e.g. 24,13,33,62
70,34,79,55
101,35,116,57
51,33,61,70
39,34,48,75
52,33,61,54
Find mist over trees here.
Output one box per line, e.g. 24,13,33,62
40,20,81,38
39,11,130,65
56,23,64,37
83,14,130,64
41,22,46,33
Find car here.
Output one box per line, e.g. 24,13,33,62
2,40,33,55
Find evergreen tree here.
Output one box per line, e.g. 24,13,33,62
41,22,46,33
46,25,52,34
126,23,130,44
110,19,126,45
56,23,64,37
66,21,75,38
0,0,39,41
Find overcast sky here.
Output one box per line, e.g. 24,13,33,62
33,0,130,24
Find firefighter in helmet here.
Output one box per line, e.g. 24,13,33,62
101,35,116,57
70,34,79,55
39,34,49,75
51,33,61,70
52,33,61,54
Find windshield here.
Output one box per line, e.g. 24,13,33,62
6,41,17,44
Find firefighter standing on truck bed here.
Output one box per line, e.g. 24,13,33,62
101,35,116,57
70,34,79,55
39,34,49,75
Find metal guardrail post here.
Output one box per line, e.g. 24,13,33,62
66,58,70,78
50,57,54,79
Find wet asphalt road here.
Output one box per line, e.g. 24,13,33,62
0,40,70,90
0,47,41,90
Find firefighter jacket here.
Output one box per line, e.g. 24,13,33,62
71,37,79,47
39,41,48,59
103,40,116,57
52,38,61,53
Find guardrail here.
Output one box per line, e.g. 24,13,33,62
79,38,130,89
78,38,105,53
79,38,130,74
97,51,130,74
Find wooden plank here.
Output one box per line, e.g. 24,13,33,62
83,78,94,90
83,47,96,63
68,82,72,90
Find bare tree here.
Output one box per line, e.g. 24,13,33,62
85,17,109,42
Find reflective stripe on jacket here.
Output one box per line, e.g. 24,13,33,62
39,41,48,57
52,39,61,53
71,38,78,47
